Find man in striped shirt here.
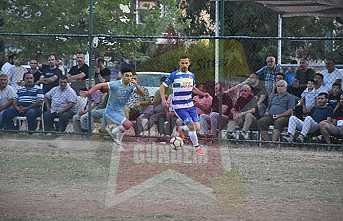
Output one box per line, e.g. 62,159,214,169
2,72,43,131
160,56,209,156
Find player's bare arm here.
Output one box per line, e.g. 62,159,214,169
80,82,109,97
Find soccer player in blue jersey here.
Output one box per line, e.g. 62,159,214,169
81,67,145,145
160,56,209,156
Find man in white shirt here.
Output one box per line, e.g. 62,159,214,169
0,74,16,128
321,59,343,91
1,54,15,75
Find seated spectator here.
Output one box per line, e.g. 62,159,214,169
258,80,296,141
226,85,257,140
271,72,285,96
328,83,343,109
246,73,268,116
200,82,232,136
284,60,298,87
38,54,61,94
75,91,108,132
294,79,317,118
137,76,176,136
322,58,343,91
255,56,283,95
284,92,333,143
43,76,77,132
319,94,343,144
193,84,212,116
0,74,16,129
2,72,43,131
72,95,89,133
125,73,150,135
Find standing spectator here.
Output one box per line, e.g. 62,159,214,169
43,76,77,132
2,72,43,131
6,56,27,91
284,92,333,143
67,52,89,95
38,54,62,94
321,59,343,91
319,94,343,144
29,58,42,83
1,54,15,75
0,74,16,128
258,80,296,141
284,60,298,87
95,57,111,83
294,58,316,93
256,56,283,94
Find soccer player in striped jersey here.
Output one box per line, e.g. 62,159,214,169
160,56,209,156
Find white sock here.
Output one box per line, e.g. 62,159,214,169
188,130,199,147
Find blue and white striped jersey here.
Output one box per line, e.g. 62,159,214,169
16,85,44,107
163,70,195,110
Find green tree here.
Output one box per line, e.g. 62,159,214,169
0,0,188,62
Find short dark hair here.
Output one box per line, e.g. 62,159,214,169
23,72,33,80
317,92,328,98
307,79,315,83
120,66,133,74
332,82,341,89
60,75,68,81
276,73,284,78
290,60,298,64
315,73,324,80
179,55,190,60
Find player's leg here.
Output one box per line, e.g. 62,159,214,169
174,108,204,156
188,107,205,156
105,110,131,145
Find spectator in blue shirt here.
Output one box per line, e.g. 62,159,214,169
256,56,283,95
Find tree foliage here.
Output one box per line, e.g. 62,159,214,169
0,0,188,63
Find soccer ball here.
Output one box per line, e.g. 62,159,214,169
169,136,184,150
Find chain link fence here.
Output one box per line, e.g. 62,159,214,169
0,0,342,148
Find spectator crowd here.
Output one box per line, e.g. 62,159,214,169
0,53,342,144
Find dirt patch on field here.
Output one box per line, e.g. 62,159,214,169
0,135,343,220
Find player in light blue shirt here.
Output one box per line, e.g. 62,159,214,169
81,67,145,145
160,56,209,156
